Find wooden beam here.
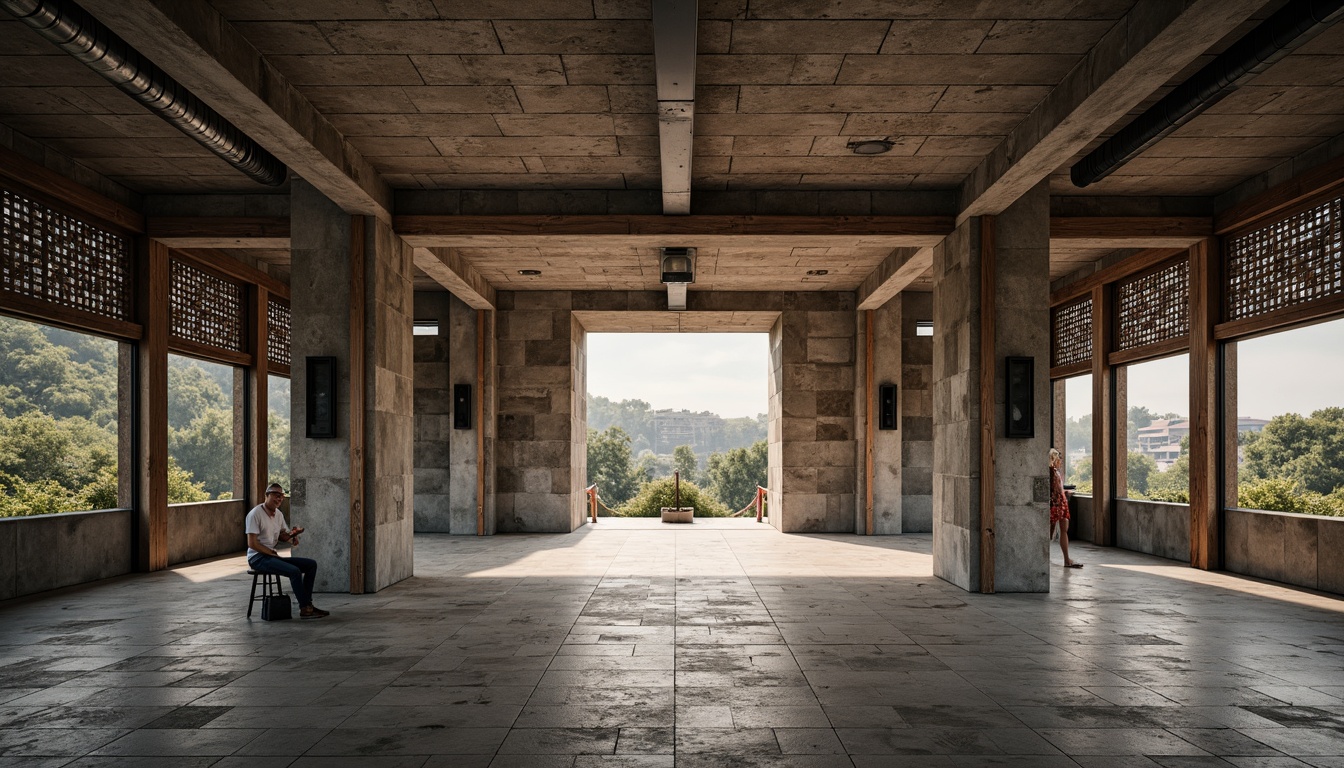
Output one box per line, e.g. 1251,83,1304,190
978,216,996,594
1107,336,1190,367
0,290,142,342
1049,216,1211,249
857,247,931,310
413,247,496,310
148,217,290,249
477,309,486,537
1215,152,1344,235
959,0,1264,221
865,309,874,535
1091,285,1114,548
249,285,269,506
395,215,953,248
348,216,366,594
1214,294,1344,341
135,238,170,571
0,145,144,233
1188,238,1220,570
1050,248,1185,307
79,0,392,216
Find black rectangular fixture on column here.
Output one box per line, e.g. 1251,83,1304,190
453,384,472,430
878,383,898,430
306,356,337,438
1005,356,1034,438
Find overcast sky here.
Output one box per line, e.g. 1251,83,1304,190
1063,317,1342,419
587,333,769,419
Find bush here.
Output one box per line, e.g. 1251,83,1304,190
615,477,731,517
1238,477,1344,517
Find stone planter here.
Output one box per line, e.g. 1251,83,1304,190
660,507,694,524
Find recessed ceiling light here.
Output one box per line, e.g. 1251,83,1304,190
807,269,829,276
846,139,893,155
518,269,541,276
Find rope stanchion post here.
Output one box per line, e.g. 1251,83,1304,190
756,486,765,523
586,484,598,524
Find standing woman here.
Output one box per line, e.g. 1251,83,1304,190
1049,448,1082,568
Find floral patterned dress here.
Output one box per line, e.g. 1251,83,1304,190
1049,465,1070,524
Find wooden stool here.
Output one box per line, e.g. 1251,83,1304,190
246,569,285,618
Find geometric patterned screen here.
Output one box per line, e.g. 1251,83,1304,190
1116,258,1189,352
1051,296,1092,368
169,258,245,353
267,297,291,369
1226,195,1343,322
0,187,132,323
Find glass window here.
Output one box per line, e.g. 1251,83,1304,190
1116,353,1189,501
268,374,290,490
1226,317,1344,516
1064,375,1092,490
167,354,236,502
0,315,123,516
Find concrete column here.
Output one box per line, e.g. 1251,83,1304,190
932,182,1051,593
290,180,414,593
870,292,934,534
411,292,451,532
776,296,858,532
495,291,579,532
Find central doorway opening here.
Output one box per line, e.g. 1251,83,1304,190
583,332,772,522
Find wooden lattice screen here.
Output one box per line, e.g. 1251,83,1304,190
267,297,291,369
1116,259,1189,351
0,187,132,322
1051,296,1092,368
1226,195,1343,321
169,259,245,353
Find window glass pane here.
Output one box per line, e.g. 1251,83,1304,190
0,315,122,516
1118,353,1189,501
268,374,290,490
167,354,235,502
1229,317,1344,516
1064,374,1091,490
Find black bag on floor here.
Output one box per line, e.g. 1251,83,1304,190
261,594,292,621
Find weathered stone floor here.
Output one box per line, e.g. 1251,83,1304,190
2,521,1343,767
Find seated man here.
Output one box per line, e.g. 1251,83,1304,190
246,483,329,619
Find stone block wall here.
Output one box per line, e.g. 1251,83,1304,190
570,314,588,530
768,315,784,531
412,292,452,531
869,291,933,534
932,217,981,591
495,291,580,532
1115,499,1190,562
777,295,858,533
364,218,415,592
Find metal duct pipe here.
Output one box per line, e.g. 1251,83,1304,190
1,0,287,186
1071,0,1344,188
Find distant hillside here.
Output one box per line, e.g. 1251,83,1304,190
587,394,767,455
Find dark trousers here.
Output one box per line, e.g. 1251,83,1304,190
248,554,318,608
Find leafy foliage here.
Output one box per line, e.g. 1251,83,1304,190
1241,408,1344,496
704,440,768,511
672,445,698,484
586,426,645,506
616,477,731,517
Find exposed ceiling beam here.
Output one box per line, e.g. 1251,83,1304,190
413,248,496,310
1048,216,1211,249
856,248,931,310
574,311,780,333
147,217,290,249
1214,139,1344,234
0,144,143,233
395,215,952,249
652,0,697,215
76,0,392,217
958,0,1267,223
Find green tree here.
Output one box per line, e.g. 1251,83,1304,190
705,439,768,510
167,458,210,504
1125,452,1157,497
0,412,115,490
587,426,644,506
672,444,698,484
1242,408,1344,496
1147,436,1191,503
169,407,235,499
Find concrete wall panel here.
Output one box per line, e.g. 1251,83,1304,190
1115,499,1189,562
167,501,247,565
7,510,133,598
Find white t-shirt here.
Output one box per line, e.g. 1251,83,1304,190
245,504,288,560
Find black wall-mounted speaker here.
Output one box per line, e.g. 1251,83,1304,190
878,383,898,430
1005,356,1034,438
305,356,337,438
453,383,473,430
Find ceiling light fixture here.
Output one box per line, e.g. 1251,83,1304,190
807,269,828,276
847,139,894,155
518,269,541,276
660,247,695,311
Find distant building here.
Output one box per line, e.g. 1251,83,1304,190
651,409,721,453
1135,418,1190,454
